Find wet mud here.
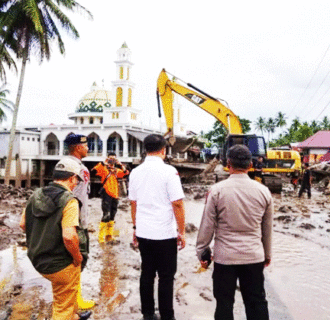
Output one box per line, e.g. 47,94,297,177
1,182,330,319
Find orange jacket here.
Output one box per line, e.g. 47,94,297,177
93,162,129,199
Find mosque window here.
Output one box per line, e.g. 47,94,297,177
116,87,123,107
27,137,30,141
0,158,5,168
127,68,130,80
22,137,24,141
80,117,84,124
128,88,132,106
100,117,103,124
131,113,136,120
89,117,94,124
112,112,119,119
120,66,123,79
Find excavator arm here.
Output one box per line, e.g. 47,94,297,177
157,69,243,142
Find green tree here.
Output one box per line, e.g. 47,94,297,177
0,0,92,185
205,117,251,147
320,116,330,130
238,116,251,134
0,84,14,123
310,120,320,134
265,117,276,145
254,116,266,136
275,112,287,130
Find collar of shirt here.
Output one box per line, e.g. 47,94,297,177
145,156,164,163
228,173,250,179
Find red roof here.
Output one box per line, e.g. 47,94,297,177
297,131,330,148
320,151,330,162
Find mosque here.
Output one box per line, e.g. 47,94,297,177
0,43,191,191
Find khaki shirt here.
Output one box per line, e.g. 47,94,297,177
196,173,273,265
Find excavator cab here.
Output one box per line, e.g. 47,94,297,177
222,134,267,166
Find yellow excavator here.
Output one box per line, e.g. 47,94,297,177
157,69,301,193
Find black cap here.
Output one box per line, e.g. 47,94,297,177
64,134,87,146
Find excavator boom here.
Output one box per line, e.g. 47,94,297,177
157,69,243,136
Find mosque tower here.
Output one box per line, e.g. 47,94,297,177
103,42,141,124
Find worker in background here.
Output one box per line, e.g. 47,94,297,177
298,163,312,199
196,145,273,320
20,158,92,320
64,133,95,309
129,134,186,320
92,152,129,243
254,156,264,183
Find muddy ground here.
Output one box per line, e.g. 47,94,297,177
0,179,330,320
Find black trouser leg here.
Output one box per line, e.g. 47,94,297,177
156,238,177,320
101,193,118,222
213,263,237,320
307,185,311,199
138,237,177,320
238,262,269,320
138,237,157,316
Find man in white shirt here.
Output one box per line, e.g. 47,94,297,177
129,134,185,320
196,145,273,320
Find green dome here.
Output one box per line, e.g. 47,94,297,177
76,82,111,113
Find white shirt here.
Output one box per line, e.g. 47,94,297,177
129,156,185,240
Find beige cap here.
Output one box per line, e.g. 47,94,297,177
54,158,83,181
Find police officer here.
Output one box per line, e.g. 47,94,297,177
64,133,95,309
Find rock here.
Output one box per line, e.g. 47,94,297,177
274,215,292,223
193,192,206,200
278,205,290,213
299,223,316,230
185,223,198,233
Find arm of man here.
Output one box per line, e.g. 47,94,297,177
196,189,217,268
20,209,26,231
130,200,138,247
63,227,83,267
261,194,274,267
172,199,185,250
62,198,83,267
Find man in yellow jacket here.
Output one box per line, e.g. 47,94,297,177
93,153,129,243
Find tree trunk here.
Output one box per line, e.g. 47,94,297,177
4,54,27,185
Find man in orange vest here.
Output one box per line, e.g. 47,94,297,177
92,153,129,243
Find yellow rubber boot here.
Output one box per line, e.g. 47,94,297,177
98,222,107,244
77,281,95,310
105,221,114,242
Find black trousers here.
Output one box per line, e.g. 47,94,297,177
101,192,118,222
213,262,269,320
137,237,177,320
298,183,311,198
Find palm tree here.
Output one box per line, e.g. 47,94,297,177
265,117,276,146
320,116,330,130
310,120,320,134
0,84,14,123
275,112,287,131
291,117,301,132
0,0,92,185
254,116,266,136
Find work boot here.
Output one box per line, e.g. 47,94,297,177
105,221,115,242
79,310,92,320
77,280,95,310
98,222,107,243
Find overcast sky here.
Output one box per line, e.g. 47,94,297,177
3,0,330,134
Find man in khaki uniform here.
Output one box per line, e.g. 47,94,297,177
196,145,273,320
20,158,91,320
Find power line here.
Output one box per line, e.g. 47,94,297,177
288,43,330,118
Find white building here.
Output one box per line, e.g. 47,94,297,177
0,43,190,189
